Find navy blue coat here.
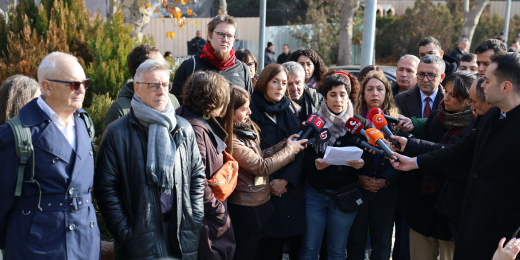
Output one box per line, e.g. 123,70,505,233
0,99,100,259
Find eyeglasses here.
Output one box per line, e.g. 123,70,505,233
47,78,91,91
416,72,440,81
213,31,235,41
135,82,173,92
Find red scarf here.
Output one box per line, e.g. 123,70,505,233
200,42,236,70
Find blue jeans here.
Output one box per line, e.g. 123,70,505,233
300,182,358,260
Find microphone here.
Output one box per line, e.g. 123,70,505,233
384,115,402,125
292,114,327,141
305,128,332,145
350,135,385,156
345,118,366,137
372,114,402,150
368,107,384,122
365,128,398,161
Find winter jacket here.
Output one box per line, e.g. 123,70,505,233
264,49,276,66
95,109,205,260
103,81,180,131
172,55,253,104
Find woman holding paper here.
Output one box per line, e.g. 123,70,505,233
347,72,401,260
248,64,307,259
300,70,372,260
222,86,307,259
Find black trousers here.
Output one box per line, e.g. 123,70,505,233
254,235,302,260
346,192,397,260
233,229,263,260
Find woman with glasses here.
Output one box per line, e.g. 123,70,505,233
235,48,259,88
177,71,236,259
286,49,328,89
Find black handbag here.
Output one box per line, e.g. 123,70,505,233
319,182,363,213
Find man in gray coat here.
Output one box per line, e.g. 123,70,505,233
95,59,205,259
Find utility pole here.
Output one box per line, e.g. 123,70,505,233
360,0,377,68
503,0,512,43
258,0,267,71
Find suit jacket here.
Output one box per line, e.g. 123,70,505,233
0,99,100,260
393,85,444,212
418,105,520,260
449,48,464,61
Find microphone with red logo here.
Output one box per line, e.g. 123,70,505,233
368,107,403,126
305,128,332,145
365,128,398,161
293,114,327,141
345,118,366,137
372,114,402,150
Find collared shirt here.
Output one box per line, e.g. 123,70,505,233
37,96,76,152
500,111,507,119
419,87,439,118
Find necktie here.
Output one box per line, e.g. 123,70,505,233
423,97,431,118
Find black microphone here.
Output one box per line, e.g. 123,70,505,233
350,135,385,156
384,115,402,125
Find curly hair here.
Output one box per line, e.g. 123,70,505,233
286,49,328,82
355,72,399,118
182,71,230,117
317,70,359,103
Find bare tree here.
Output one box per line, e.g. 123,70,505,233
460,0,489,45
219,0,227,14
337,0,359,65
120,0,151,39
107,0,118,20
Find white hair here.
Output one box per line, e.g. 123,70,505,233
398,54,420,67
282,61,305,79
460,38,469,43
134,59,170,83
37,52,80,97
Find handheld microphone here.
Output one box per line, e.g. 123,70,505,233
350,135,385,156
345,118,366,137
293,114,327,141
368,107,384,122
365,128,398,161
305,128,331,145
372,114,402,150
384,115,402,125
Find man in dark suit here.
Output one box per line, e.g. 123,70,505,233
392,55,445,260
449,38,469,62
391,52,520,260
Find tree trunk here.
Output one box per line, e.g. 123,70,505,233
460,0,489,45
121,0,151,39
219,0,227,14
107,0,119,20
337,0,359,65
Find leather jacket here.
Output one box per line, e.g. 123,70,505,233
94,109,206,260
227,136,295,207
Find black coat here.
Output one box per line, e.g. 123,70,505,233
265,49,276,66
403,110,474,240
276,52,291,64
449,48,464,61
172,54,253,104
303,114,372,191
394,85,444,212
95,110,206,260
442,54,459,86
250,107,306,238
417,105,520,259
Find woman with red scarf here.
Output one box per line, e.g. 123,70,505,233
172,14,253,104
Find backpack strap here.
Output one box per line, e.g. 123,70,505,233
78,112,96,150
7,116,33,197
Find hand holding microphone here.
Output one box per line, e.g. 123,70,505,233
293,114,327,141
372,114,402,150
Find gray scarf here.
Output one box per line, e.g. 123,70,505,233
315,99,354,153
131,95,177,194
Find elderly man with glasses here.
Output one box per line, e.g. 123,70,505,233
95,59,205,260
172,14,253,104
0,52,100,260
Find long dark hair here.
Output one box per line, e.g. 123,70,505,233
0,75,40,125
220,86,261,155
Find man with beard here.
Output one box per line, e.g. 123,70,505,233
475,39,507,78
392,54,420,96
172,14,253,104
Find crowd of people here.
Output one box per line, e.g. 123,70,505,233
0,13,520,260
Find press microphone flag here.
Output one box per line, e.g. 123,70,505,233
372,114,402,150
345,118,366,137
293,113,327,141
365,128,398,161
305,128,332,145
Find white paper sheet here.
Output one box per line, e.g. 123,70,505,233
322,146,363,166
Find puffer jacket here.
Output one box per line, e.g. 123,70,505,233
228,135,295,207
94,109,205,260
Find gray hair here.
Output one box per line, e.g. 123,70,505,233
37,52,79,96
460,38,469,43
420,55,446,75
398,54,420,66
282,61,305,79
134,59,170,83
